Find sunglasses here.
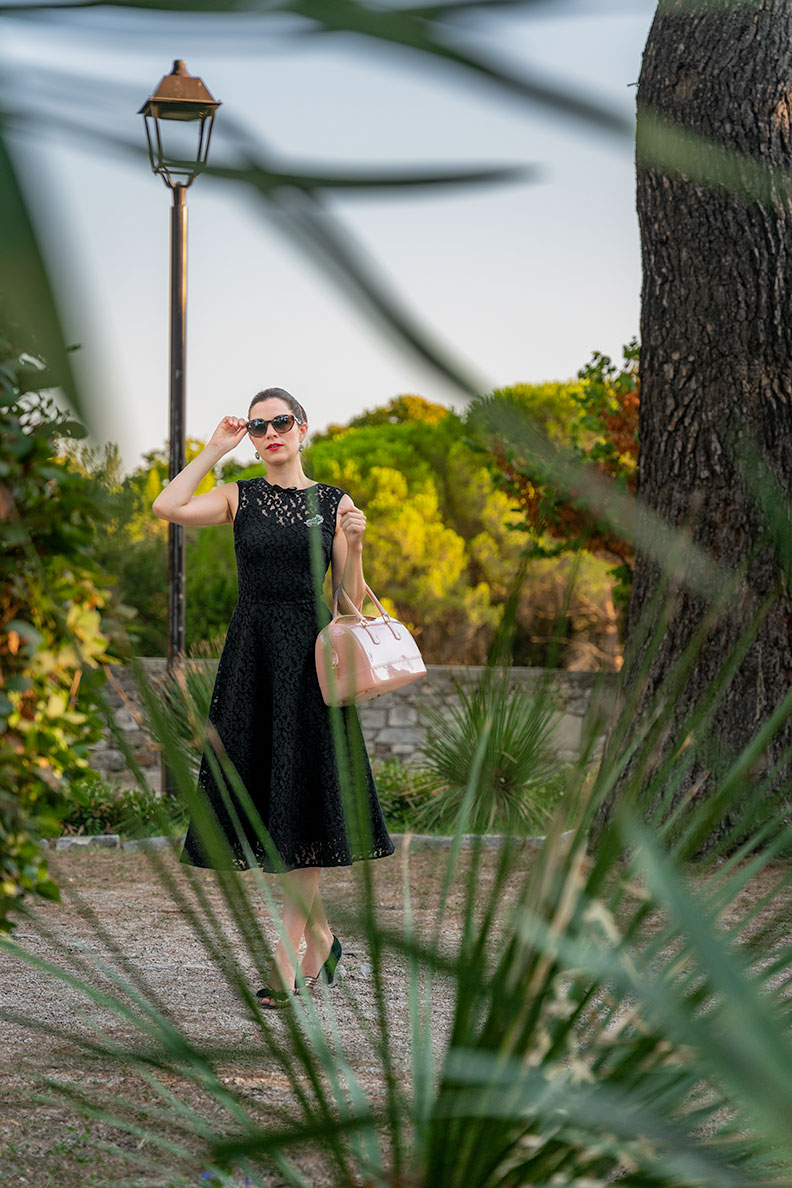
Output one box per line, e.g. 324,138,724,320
246,414,302,437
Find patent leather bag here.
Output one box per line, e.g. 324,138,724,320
315,583,426,706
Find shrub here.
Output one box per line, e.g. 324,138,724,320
59,772,187,839
0,343,128,931
160,658,216,780
58,772,129,837
371,758,435,831
415,668,561,835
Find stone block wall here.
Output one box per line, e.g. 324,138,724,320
90,659,618,794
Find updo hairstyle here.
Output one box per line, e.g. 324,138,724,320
248,387,307,425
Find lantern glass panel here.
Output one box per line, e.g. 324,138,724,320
155,114,209,177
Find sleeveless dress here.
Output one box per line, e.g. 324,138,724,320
181,477,395,873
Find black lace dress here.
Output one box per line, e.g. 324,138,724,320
181,478,395,873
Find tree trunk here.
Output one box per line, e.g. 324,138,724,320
601,0,792,845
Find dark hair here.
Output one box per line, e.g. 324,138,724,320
248,387,307,424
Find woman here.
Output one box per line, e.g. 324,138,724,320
152,386,394,1008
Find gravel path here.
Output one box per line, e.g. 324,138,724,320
0,843,526,1188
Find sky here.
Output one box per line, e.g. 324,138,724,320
5,1,656,473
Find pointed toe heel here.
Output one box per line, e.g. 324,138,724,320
301,935,342,993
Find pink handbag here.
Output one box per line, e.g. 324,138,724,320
315,583,426,706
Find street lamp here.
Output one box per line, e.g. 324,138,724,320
139,60,220,793
139,59,219,190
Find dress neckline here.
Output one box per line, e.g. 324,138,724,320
261,478,320,494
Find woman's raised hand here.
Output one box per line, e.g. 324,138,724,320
209,416,248,454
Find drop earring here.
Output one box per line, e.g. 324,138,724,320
255,451,260,460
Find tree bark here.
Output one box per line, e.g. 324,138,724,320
601,0,792,844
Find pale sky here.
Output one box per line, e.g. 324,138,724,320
5,1,655,472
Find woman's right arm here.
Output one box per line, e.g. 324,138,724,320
152,416,248,526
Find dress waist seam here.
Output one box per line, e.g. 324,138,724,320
236,595,323,606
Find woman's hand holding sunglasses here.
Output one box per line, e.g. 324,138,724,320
208,416,248,454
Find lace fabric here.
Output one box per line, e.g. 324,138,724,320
181,477,395,872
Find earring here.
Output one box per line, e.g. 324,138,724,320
255,451,260,460
299,443,304,453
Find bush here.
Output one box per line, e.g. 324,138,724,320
159,658,215,779
414,668,562,835
372,758,435,831
0,337,128,931
60,772,187,839
58,773,129,837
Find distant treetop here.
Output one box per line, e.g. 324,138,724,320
348,394,451,429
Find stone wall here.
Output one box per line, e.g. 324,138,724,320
91,659,618,794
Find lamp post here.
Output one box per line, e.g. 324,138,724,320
139,60,220,794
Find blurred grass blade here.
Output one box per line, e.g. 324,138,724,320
0,124,79,412
259,184,485,397
625,815,792,1155
0,2,636,142
638,106,792,210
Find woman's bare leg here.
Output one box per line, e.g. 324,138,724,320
300,878,334,979
259,867,321,1006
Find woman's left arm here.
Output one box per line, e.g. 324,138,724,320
332,494,367,610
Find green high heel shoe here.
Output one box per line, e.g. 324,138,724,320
255,971,297,1010
255,986,293,1010
299,935,342,994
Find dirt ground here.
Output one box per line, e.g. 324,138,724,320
3,844,789,1188
0,843,525,1188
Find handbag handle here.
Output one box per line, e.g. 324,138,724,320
332,581,388,620
332,583,402,641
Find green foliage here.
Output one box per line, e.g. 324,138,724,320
370,758,435,830
0,328,125,932
65,440,169,654
185,527,238,651
307,400,518,661
573,340,640,487
77,440,238,657
217,458,261,484
485,377,582,442
308,390,624,665
465,347,640,650
58,772,127,836
0,791,61,919
60,771,187,839
158,660,215,776
136,438,219,498
347,393,453,428
415,669,561,834
307,414,444,491
471,344,639,569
